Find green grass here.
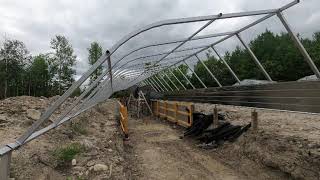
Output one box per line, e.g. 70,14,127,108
52,143,84,167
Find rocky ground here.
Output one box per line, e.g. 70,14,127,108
195,103,320,180
1,96,320,179
0,96,128,180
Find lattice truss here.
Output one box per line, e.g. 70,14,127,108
1,0,318,159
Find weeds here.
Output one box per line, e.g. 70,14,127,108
52,143,84,167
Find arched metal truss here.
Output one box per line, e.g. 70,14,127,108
1,1,320,178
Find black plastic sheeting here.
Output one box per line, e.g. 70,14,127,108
183,112,251,149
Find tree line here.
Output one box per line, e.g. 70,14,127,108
165,30,320,89
1,30,320,99
0,35,104,99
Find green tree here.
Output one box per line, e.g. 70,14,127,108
50,35,77,95
0,39,30,98
88,42,103,84
28,54,50,96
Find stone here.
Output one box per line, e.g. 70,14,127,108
80,139,95,150
86,161,95,167
93,164,108,172
26,109,41,120
72,159,77,166
107,148,113,152
73,166,85,172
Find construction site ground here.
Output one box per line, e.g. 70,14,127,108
0,97,320,179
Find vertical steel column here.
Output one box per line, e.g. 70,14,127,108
154,75,169,92
150,77,164,92
161,72,180,91
236,33,273,81
211,46,241,83
168,68,187,90
277,12,320,79
158,73,174,91
194,54,222,87
183,61,207,88
0,152,11,180
176,66,196,89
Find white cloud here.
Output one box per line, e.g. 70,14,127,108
0,0,319,76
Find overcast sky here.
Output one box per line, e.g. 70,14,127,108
0,0,319,79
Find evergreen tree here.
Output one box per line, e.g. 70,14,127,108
87,42,103,84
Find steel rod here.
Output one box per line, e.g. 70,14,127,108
194,54,222,87
236,33,273,81
211,46,241,83
183,61,208,88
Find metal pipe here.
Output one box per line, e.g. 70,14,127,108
194,54,222,87
158,73,174,91
183,61,207,88
149,77,164,92
154,76,169,92
176,65,196,89
161,72,180,91
168,68,187,90
236,33,273,81
277,12,320,79
211,46,241,83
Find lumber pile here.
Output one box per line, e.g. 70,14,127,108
183,112,251,149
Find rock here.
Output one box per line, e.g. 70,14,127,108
93,164,108,172
72,159,77,166
80,139,95,150
107,148,113,152
0,114,7,121
26,109,41,120
86,161,95,167
73,166,85,172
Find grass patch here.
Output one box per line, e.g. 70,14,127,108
52,143,84,167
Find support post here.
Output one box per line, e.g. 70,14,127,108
159,73,174,91
211,47,241,84
106,50,113,92
162,72,180,91
149,77,164,92
145,79,159,92
183,61,207,88
194,54,222,87
251,110,258,132
176,66,196,89
277,12,320,79
236,33,273,81
154,76,169,92
213,105,219,128
168,68,187,90
0,152,12,180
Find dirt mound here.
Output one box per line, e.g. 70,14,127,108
0,96,128,180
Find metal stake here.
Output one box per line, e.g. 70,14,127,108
0,152,11,180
